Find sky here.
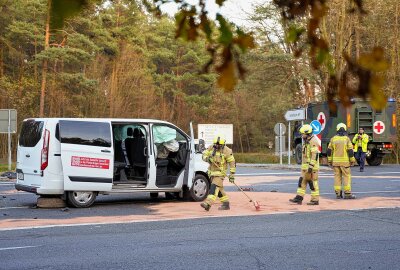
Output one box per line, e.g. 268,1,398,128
160,0,267,28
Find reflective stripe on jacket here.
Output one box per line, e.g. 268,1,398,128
202,145,236,177
301,135,320,171
328,135,353,166
352,133,369,152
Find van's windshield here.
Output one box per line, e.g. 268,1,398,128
19,120,44,147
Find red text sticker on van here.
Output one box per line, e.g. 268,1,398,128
71,156,110,169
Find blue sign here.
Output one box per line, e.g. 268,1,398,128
310,120,322,135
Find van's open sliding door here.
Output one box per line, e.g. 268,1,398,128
59,120,114,191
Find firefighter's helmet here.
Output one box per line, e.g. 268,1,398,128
336,123,347,131
213,135,226,145
299,124,313,135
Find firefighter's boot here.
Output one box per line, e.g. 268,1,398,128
336,191,343,199
200,202,211,211
289,195,303,205
307,201,319,205
344,193,356,199
218,202,230,210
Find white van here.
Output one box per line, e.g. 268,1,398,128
15,118,210,208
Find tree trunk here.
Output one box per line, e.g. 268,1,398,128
39,0,51,117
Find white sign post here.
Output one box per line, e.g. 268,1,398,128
0,109,17,171
284,108,305,165
274,123,286,165
198,124,233,146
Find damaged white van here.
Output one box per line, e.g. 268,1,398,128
15,118,210,207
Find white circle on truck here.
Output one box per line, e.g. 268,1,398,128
373,121,385,134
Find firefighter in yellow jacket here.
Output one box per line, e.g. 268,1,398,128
289,124,320,205
200,135,236,211
352,127,369,172
328,123,357,199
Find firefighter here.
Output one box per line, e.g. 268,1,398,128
327,123,357,199
200,135,236,211
289,124,320,205
352,127,369,172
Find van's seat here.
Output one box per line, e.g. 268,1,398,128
127,128,147,168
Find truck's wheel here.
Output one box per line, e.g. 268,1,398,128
366,149,383,166
67,191,97,208
183,174,209,201
295,144,302,165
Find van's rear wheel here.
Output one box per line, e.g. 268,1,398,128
67,191,97,208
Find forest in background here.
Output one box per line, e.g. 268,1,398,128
0,0,399,160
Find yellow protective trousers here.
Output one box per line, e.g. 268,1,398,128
296,170,320,202
204,176,229,206
333,166,352,195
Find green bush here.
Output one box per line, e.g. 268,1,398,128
0,163,16,172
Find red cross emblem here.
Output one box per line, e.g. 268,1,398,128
317,112,326,130
373,121,385,134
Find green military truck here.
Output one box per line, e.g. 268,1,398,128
292,98,397,166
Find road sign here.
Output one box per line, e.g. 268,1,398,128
310,120,322,135
284,109,305,121
317,112,326,131
198,124,233,146
0,109,17,133
274,123,286,135
373,121,385,134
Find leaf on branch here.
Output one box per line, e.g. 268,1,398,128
286,25,305,43
216,60,237,92
215,0,226,7
50,0,90,30
233,32,256,52
358,47,390,72
369,75,387,110
216,14,233,45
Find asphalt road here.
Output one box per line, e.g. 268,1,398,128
0,165,399,219
233,164,400,198
1,208,400,270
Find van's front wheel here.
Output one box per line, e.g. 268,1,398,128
183,174,209,201
67,191,97,208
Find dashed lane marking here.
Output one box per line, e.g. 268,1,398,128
0,206,31,210
0,246,40,251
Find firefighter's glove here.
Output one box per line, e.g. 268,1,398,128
307,167,313,174
350,157,356,166
228,175,235,183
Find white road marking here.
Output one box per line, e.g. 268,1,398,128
0,206,30,210
374,172,400,175
0,193,33,196
320,190,400,195
0,245,39,251
256,183,296,186
0,183,15,186
236,172,299,176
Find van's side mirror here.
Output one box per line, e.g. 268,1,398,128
196,139,206,153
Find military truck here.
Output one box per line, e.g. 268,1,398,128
292,98,397,166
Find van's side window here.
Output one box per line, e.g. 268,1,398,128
55,123,60,141
19,120,44,147
60,121,111,147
